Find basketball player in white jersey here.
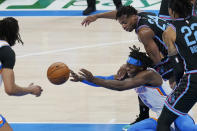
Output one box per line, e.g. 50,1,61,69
0,17,43,131
70,46,195,131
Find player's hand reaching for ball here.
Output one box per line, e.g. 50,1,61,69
79,69,94,82
116,64,127,80
81,15,98,27
70,70,84,82
28,83,43,97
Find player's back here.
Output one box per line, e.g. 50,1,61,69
172,16,197,72
136,12,169,57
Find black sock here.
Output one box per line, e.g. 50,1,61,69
138,96,149,118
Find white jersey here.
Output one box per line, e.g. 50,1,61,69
134,68,172,118
0,40,10,87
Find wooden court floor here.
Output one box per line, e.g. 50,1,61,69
0,17,196,125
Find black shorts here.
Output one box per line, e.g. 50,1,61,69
153,57,174,80
153,56,184,81
165,73,197,116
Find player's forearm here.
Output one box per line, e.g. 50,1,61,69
7,84,32,96
91,78,129,91
168,46,177,56
81,75,115,87
95,10,117,19
162,28,177,56
146,49,162,65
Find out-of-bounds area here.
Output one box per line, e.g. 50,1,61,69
0,0,161,16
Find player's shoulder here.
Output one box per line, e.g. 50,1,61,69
137,26,154,40
139,68,158,78
145,68,158,75
138,12,156,17
0,46,15,58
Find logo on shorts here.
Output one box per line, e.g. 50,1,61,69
159,68,164,74
168,94,176,105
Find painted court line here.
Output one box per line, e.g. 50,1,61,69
0,10,159,16
17,40,138,58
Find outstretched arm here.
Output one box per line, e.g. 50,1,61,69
78,69,153,91
0,46,42,97
81,10,117,27
2,69,42,97
70,70,115,87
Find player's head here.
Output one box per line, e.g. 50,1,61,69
126,45,153,77
0,17,23,46
116,6,138,32
168,0,192,18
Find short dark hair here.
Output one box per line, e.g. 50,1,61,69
129,45,153,69
168,0,192,18
0,17,23,46
116,5,138,19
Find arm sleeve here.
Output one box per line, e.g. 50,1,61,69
81,75,115,87
0,46,16,69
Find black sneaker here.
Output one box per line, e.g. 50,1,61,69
122,115,149,131
116,4,122,10
83,7,96,15
130,115,149,125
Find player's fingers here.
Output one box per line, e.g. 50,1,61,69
85,21,91,27
70,70,74,73
29,83,34,86
70,73,75,77
78,72,87,78
70,79,76,81
80,68,89,73
84,22,88,27
81,19,86,25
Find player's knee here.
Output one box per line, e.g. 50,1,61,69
157,116,172,130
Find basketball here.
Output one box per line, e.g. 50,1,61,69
47,62,70,85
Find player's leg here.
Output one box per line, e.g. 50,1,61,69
175,115,197,131
112,0,122,9
0,115,13,131
158,0,171,20
132,96,149,124
157,106,178,131
138,96,149,120
122,96,149,130
83,0,96,15
157,74,197,131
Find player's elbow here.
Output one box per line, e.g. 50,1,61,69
110,86,128,91
5,87,15,96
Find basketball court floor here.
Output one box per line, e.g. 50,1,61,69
0,16,196,131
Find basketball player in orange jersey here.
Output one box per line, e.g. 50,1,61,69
0,17,43,131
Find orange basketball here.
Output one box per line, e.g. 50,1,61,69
47,62,70,85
